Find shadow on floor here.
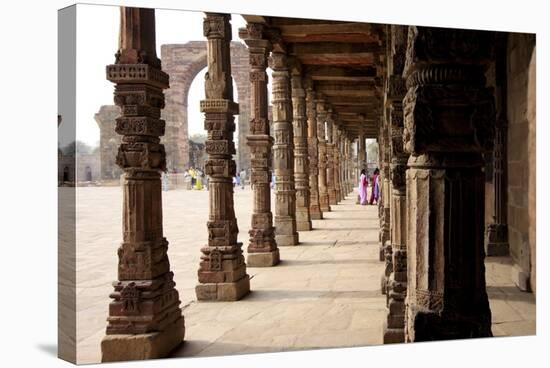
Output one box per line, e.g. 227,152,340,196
36,344,57,357
296,240,337,247
170,339,309,358
278,258,380,266
486,285,537,302
240,288,382,302
314,217,376,221
317,227,379,231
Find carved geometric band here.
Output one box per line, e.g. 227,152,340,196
107,64,169,89
115,117,165,137
200,99,239,114
407,64,484,88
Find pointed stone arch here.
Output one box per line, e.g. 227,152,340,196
161,41,251,172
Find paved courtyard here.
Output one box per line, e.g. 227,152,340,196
69,186,535,364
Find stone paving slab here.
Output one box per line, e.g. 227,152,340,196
67,186,535,363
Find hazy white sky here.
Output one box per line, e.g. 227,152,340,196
73,3,247,147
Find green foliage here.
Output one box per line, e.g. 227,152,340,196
189,133,207,144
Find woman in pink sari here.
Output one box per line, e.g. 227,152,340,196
358,169,368,205
369,168,380,205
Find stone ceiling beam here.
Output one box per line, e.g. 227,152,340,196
289,42,381,55
306,66,378,81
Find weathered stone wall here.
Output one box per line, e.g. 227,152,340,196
94,105,122,180
506,33,536,293
161,41,251,172
58,152,100,184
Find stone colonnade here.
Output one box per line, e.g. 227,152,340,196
378,25,496,342
101,8,501,359
100,9,356,360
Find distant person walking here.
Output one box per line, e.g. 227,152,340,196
369,168,380,205
358,169,368,205
189,167,196,189
194,169,203,190
240,169,246,189
162,172,169,192
236,173,241,188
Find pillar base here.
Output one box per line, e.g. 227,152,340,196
320,205,331,212
310,211,323,220
276,233,299,246
380,274,389,295
511,264,530,291
383,321,404,344
296,220,312,231
247,250,280,267
407,305,492,341
328,192,337,205
195,275,250,301
101,317,184,362
486,242,510,256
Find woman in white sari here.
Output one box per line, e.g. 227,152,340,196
358,169,368,205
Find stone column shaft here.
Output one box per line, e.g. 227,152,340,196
326,112,337,205
291,68,312,231
337,132,345,199
316,100,331,212
348,137,354,193
196,13,250,301
356,130,366,205
306,87,323,219
378,116,391,262
403,26,494,341
240,23,279,266
333,127,342,202
485,34,510,256
101,7,184,362
271,51,299,246
383,25,409,344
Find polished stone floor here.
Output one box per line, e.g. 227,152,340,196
68,186,535,364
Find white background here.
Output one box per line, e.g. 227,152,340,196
0,0,547,367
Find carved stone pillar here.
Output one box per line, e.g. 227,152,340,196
403,26,494,341
291,65,312,231
326,110,337,205
346,137,353,193
379,115,391,262
271,51,299,246
358,129,366,174
316,99,331,212
333,126,342,202
485,34,509,256
381,109,393,290
196,13,250,301
240,23,279,266
343,137,349,194
355,128,366,204
383,25,408,344
338,132,346,199
306,86,323,219
101,7,184,362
